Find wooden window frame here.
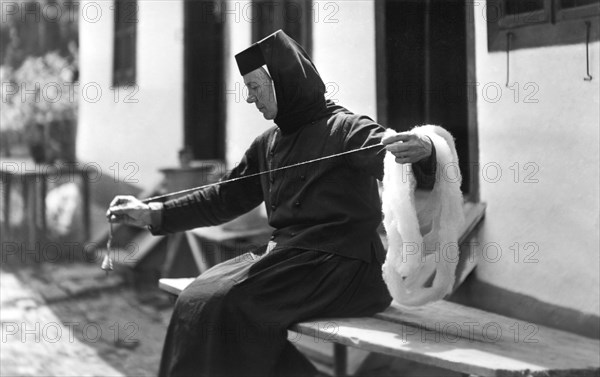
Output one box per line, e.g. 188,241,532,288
556,0,600,21
113,0,138,87
487,0,600,51
497,0,551,29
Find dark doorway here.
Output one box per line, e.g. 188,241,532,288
376,0,478,197
251,0,313,56
184,1,225,160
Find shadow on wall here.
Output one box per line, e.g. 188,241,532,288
86,173,145,243
90,173,144,210
449,273,600,340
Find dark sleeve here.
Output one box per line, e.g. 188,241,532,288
412,136,437,190
150,139,264,235
342,115,387,180
342,116,437,188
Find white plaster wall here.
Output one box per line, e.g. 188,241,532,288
224,0,269,167
312,0,377,121
473,3,600,316
77,0,184,190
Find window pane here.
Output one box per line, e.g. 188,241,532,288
505,0,545,14
560,0,598,8
113,0,137,86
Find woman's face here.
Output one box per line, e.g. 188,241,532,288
244,67,278,120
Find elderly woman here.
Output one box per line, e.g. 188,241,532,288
108,30,436,377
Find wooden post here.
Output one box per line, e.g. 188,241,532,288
162,233,184,278
333,343,347,377
81,170,91,241
40,173,47,237
23,177,36,248
2,173,12,238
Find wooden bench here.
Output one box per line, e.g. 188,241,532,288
159,277,600,377
158,203,600,376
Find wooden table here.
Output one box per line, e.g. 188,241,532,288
1,159,91,243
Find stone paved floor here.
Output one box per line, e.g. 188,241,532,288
0,262,174,377
0,257,459,377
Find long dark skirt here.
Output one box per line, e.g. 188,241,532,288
158,247,392,377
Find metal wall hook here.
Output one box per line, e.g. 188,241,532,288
506,32,513,87
584,21,593,81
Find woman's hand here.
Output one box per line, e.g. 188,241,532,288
382,132,433,164
106,195,152,228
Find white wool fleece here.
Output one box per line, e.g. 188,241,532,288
381,125,465,307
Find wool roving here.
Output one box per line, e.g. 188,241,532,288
381,125,465,307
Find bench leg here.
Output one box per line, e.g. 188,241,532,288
333,343,347,377
354,352,395,376
162,233,184,277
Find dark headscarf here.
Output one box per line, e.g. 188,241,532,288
236,30,339,135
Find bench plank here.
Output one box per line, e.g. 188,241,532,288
292,308,600,377
159,278,195,296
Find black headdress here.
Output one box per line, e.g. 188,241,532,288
235,30,332,135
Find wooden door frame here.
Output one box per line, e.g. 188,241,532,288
375,0,480,202
183,0,226,161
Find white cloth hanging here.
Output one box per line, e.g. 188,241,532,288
381,125,465,307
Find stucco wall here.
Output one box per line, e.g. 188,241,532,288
473,3,600,316
312,0,377,121
77,0,184,190
224,0,267,167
